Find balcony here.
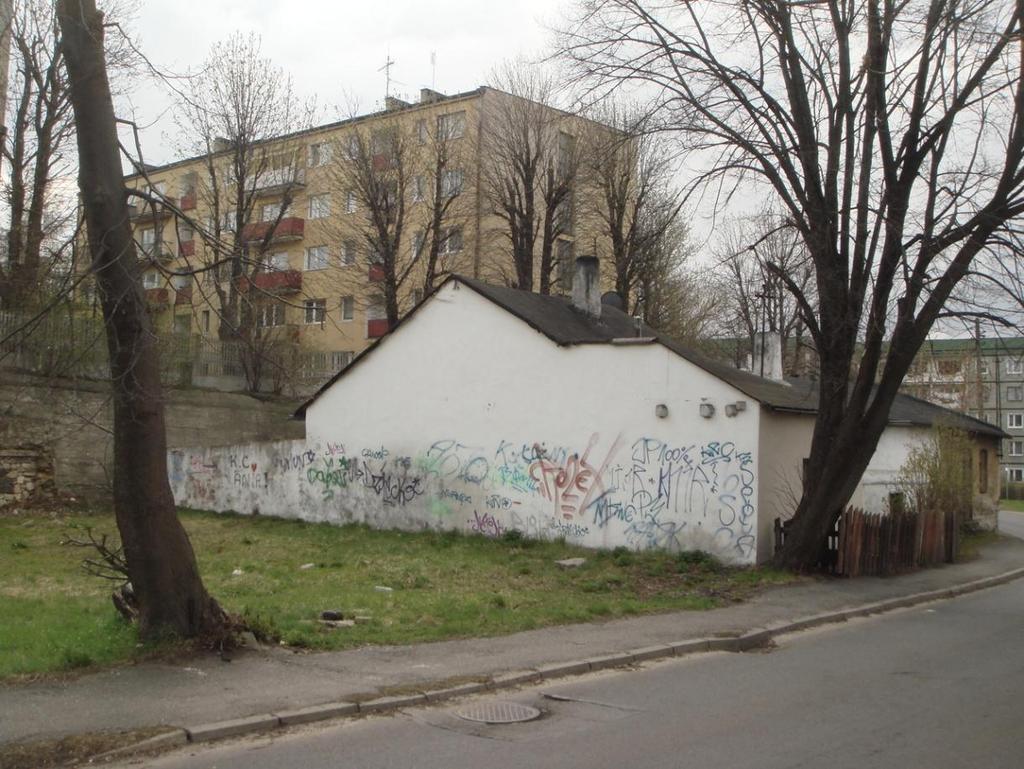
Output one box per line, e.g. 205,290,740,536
368,263,385,282
254,167,306,196
178,239,195,257
367,318,389,339
129,199,176,220
237,269,302,295
241,216,305,244
140,243,174,262
174,286,193,305
145,287,169,307
179,193,197,211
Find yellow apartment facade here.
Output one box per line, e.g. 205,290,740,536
119,86,612,394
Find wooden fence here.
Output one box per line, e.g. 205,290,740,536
775,507,958,577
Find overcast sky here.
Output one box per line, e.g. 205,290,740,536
122,0,565,165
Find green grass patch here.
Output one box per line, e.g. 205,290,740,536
1000,498,1024,513
0,509,796,679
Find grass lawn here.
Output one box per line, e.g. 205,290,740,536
0,508,794,680
1000,498,1024,513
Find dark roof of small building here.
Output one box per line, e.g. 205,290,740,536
294,275,1007,439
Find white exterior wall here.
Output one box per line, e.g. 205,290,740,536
851,425,932,511
171,283,763,564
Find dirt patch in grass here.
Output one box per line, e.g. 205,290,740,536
0,508,797,680
0,726,174,769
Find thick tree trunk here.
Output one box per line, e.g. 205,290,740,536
58,0,224,639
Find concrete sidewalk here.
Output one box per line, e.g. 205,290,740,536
3,535,1024,748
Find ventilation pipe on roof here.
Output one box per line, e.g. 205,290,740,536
571,256,601,318
751,331,785,381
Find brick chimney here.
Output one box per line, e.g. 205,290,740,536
571,256,601,318
751,331,785,381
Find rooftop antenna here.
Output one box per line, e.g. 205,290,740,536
379,50,396,99
430,51,437,90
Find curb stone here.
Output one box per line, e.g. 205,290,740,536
105,564,1024,756
93,728,189,761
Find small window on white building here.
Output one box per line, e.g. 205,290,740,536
1009,385,1023,402
1008,358,1024,375
308,194,330,219
1008,413,1024,429
304,246,329,271
304,298,326,325
1010,440,1024,457
340,295,354,321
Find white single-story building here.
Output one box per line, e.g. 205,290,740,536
169,259,1004,564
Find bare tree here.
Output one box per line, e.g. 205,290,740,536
57,0,226,639
481,63,579,293
0,0,75,309
171,32,315,392
560,0,1024,569
580,107,682,308
715,213,815,375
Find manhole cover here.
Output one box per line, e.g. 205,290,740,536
454,701,542,724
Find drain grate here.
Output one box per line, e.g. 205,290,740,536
454,701,542,724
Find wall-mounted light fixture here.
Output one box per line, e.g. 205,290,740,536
655,403,669,419
699,402,715,419
724,400,748,418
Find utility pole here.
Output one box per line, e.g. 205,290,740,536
0,0,13,179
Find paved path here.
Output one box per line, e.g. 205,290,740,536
3,535,1023,747
999,508,1024,540
132,577,1024,769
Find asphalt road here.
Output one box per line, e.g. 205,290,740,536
131,578,1024,769
999,508,1024,540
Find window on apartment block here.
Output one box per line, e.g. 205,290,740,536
412,230,424,259
222,210,237,232
980,359,990,375
1008,358,1024,375
412,175,425,203
304,245,330,271
340,295,354,321
441,169,463,197
937,358,962,376
262,202,289,222
178,222,194,243
1009,468,1024,483
266,252,290,272
1008,413,1024,429
308,142,332,167
331,351,354,369
416,119,428,144
256,302,286,328
142,270,160,288
304,298,326,325
347,134,360,161
556,238,575,291
171,274,191,290
440,227,463,255
1011,440,1024,457
140,227,156,248
308,194,331,219
201,310,211,333
437,111,466,140
346,192,358,213
342,240,357,266
1009,385,1024,402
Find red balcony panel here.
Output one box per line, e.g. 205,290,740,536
145,287,169,306
179,193,196,211
174,286,193,305
241,216,305,243
367,318,390,339
368,263,385,282
179,239,195,257
252,269,302,293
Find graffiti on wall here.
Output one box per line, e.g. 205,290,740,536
169,432,759,562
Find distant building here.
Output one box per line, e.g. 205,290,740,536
903,337,1024,483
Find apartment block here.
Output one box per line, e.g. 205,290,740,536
113,86,610,393
902,337,1024,483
